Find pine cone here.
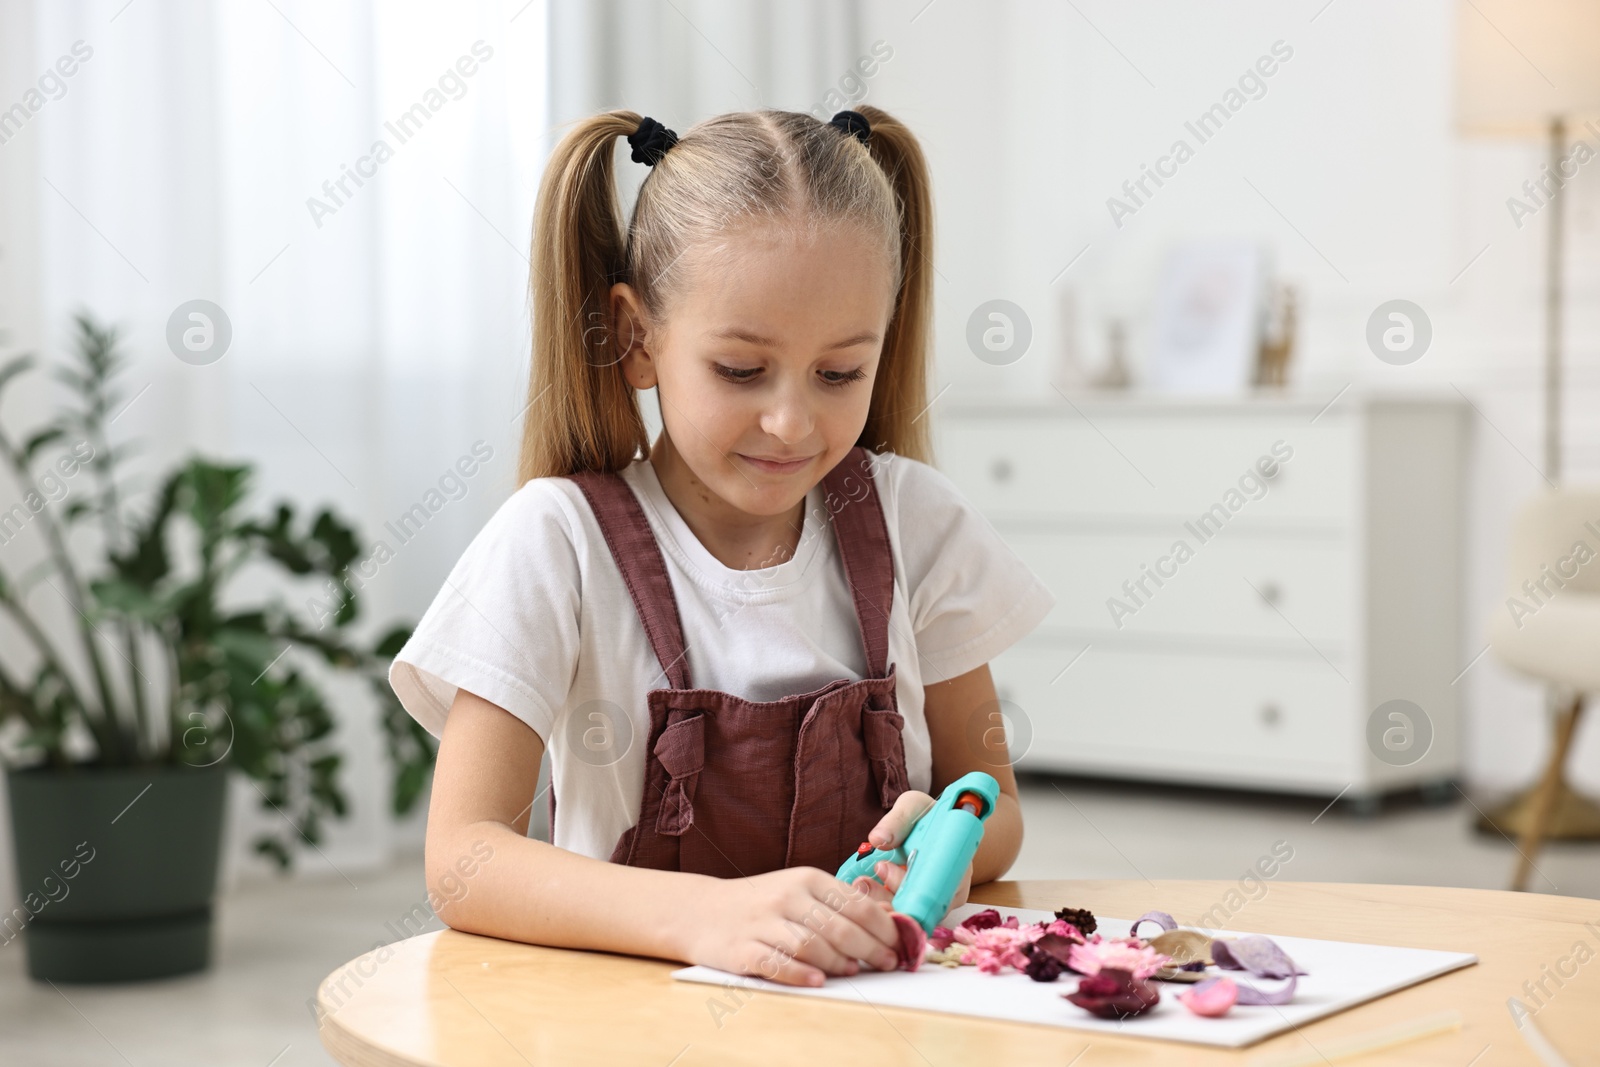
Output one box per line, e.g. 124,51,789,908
1053,906,1097,936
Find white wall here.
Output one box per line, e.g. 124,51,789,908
856,0,1600,793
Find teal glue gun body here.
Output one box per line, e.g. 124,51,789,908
834,770,1000,934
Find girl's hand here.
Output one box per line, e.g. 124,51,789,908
856,790,974,915
680,867,903,987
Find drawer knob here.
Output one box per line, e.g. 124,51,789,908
1260,703,1282,727
990,457,1014,484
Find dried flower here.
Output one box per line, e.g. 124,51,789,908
1067,938,1171,981
962,926,1035,974
960,908,1004,932
1064,968,1161,1019
1022,944,1065,982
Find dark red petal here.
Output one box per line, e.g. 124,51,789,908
890,912,927,971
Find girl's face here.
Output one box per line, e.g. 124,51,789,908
613,221,895,525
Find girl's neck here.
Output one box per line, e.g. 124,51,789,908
647,434,808,571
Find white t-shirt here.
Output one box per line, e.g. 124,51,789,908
389,450,1056,861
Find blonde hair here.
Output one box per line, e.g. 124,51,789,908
517,106,935,483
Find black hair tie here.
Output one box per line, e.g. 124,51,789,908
829,109,871,146
629,116,679,166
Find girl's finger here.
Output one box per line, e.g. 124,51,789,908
851,874,894,906
868,790,934,849
875,859,908,894
752,942,827,987
782,918,857,976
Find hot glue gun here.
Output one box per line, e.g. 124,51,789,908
834,771,1000,934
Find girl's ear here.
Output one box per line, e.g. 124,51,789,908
609,282,656,389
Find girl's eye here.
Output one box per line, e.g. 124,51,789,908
821,368,869,388
712,364,867,389
713,364,760,383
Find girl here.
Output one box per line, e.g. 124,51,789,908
390,105,1056,987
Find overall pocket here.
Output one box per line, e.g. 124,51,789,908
653,712,705,836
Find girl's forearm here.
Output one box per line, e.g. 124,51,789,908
971,790,1022,885
427,818,711,961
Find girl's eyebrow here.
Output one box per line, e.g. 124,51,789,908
708,326,880,350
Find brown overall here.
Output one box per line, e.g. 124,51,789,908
553,445,910,878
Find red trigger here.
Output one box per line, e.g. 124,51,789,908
856,841,874,857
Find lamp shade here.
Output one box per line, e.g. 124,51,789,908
1455,0,1600,136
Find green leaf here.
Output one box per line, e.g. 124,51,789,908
0,353,35,398
21,427,66,463
310,510,362,572
212,626,286,668
88,577,168,622
181,459,253,534
254,836,292,870
108,471,179,586
372,625,412,659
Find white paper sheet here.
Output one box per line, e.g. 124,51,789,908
672,903,1478,1048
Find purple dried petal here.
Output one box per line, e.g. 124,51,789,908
1210,936,1307,980
1128,911,1178,938
1232,972,1299,1005
1210,935,1304,1005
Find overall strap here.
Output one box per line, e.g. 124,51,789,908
820,446,895,680
569,447,896,689
567,469,694,690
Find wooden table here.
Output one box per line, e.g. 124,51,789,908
316,880,1598,1066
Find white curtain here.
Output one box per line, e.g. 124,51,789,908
1,0,865,892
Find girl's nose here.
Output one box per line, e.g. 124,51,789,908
760,382,816,443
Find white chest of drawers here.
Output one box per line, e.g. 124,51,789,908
933,392,1469,801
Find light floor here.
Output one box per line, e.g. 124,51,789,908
2,776,1595,1066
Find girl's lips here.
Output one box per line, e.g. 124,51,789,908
738,453,813,474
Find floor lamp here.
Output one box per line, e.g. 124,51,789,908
1454,0,1600,841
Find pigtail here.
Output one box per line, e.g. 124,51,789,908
519,110,652,483
853,105,934,467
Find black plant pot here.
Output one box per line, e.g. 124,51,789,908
5,761,228,982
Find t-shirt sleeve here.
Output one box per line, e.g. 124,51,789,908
387,479,581,741
890,454,1056,683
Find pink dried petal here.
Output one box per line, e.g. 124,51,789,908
960,908,1003,931
929,926,956,951
1067,938,1171,981
1179,977,1238,1017
957,926,1037,975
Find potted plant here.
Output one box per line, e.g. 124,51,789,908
0,313,435,982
